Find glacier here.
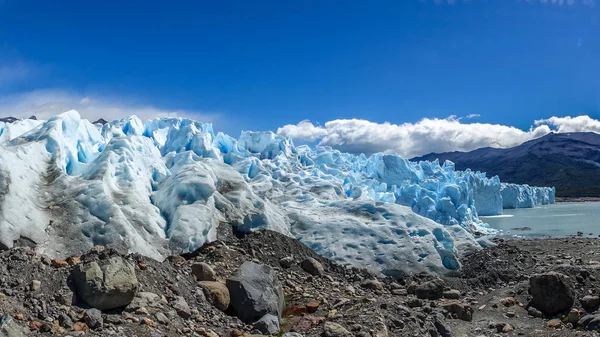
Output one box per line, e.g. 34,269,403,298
501,183,555,209
0,111,554,275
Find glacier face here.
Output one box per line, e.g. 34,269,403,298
0,111,554,275
501,183,555,209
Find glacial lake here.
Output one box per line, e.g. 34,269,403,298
480,202,600,238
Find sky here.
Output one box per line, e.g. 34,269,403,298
0,0,599,157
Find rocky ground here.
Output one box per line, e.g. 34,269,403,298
2,230,600,336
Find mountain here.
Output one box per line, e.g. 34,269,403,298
92,118,108,125
0,116,18,123
0,115,38,123
412,132,600,197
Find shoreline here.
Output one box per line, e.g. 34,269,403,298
555,196,600,203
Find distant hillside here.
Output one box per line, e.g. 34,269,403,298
0,116,38,123
412,132,600,197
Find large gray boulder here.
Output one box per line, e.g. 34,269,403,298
579,314,600,331
226,261,284,323
415,278,445,300
253,314,280,334
72,256,139,310
126,292,167,312
83,308,103,329
171,296,192,319
0,315,25,337
432,313,452,337
300,257,324,276
581,295,600,312
529,272,574,316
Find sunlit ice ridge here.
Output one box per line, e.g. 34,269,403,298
0,111,554,276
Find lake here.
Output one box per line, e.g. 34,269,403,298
480,202,600,238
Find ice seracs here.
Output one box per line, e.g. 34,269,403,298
0,118,44,145
0,111,555,275
501,183,555,209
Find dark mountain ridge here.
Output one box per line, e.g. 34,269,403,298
412,132,600,197
0,115,38,123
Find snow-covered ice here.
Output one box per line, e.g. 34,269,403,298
0,118,43,145
0,111,554,275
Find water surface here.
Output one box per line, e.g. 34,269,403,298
481,202,600,238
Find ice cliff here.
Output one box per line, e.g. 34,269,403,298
0,111,554,275
501,183,555,209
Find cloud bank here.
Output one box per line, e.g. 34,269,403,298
277,115,600,158
0,90,219,123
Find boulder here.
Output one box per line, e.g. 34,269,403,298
279,256,294,269
191,262,217,282
300,258,324,276
83,309,103,329
57,313,73,328
51,259,69,268
168,255,186,265
30,280,41,292
361,279,383,291
253,314,280,335
72,322,89,332
432,313,452,337
226,261,284,323
546,319,561,329
440,301,473,321
579,314,600,331
568,308,581,325
126,292,167,311
0,315,25,337
71,256,139,310
200,281,230,311
323,322,352,337
443,289,460,299
373,317,389,337
415,278,445,300
500,323,514,333
581,295,600,312
500,297,516,307
292,314,324,333
529,272,574,316
155,312,169,325
527,306,543,318
171,296,192,319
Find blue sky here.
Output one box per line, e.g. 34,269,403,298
0,0,599,156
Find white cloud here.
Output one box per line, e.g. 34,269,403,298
0,89,219,123
276,115,600,158
276,119,329,142
534,115,600,133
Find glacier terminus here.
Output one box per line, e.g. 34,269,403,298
0,111,554,275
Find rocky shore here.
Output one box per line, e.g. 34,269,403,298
555,197,600,203
1,231,600,336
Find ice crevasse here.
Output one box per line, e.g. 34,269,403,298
0,111,554,275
